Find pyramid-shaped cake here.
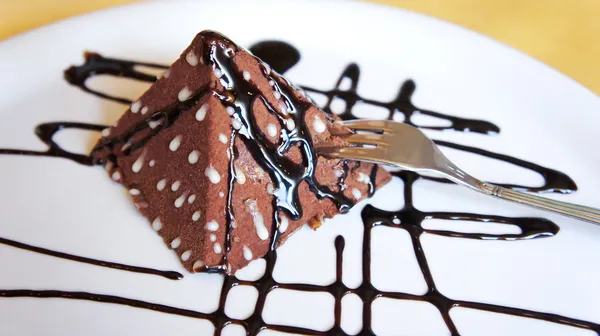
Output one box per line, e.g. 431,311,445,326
91,31,391,273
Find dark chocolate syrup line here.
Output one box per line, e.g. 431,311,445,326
201,31,353,273
3,227,598,335
247,41,301,75
90,84,210,162
304,64,500,135
0,122,105,165
64,52,168,105
433,140,577,194
0,39,597,334
359,172,599,334
0,237,182,280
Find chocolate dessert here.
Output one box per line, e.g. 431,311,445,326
1,31,597,335
90,30,391,273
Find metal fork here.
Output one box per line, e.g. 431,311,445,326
319,119,600,225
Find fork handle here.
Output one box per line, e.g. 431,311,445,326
479,183,600,225
437,159,600,225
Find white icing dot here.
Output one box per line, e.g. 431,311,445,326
232,119,242,130
149,160,155,167
286,119,296,131
171,181,181,191
131,100,141,113
101,128,111,137
243,245,253,261
188,150,199,164
214,68,223,78
352,188,362,200
178,87,192,101
219,192,225,198
268,80,275,86
262,62,271,75
392,218,401,225
209,234,217,242
169,135,182,151
174,193,186,208
192,211,201,221
213,243,222,254
152,217,163,231
204,165,221,184
205,220,219,231
141,106,149,115
193,260,205,271
196,103,209,121
279,214,289,233
170,237,181,249
313,116,327,133
267,124,278,137
246,199,268,240
218,133,228,144
181,250,192,261
162,69,171,79
266,183,275,195
273,91,281,100
279,101,289,115
188,194,197,204
234,165,246,184
111,171,121,181
334,170,344,178
148,120,162,129
186,51,198,66
357,172,371,184
132,150,146,173
156,179,167,191
121,141,131,153
129,189,141,196
230,220,237,229
226,106,236,116
243,71,251,81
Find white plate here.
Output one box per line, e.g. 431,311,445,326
0,0,599,335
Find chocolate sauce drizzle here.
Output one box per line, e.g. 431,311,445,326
64,52,168,105
0,39,598,334
194,32,354,272
205,33,350,220
0,122,105,165
0,236,182,280
304,64,499,135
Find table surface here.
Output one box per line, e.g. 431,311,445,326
0,0,598,94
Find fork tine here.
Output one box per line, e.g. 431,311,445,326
318,146,389,164
340,133,390,147
340,119,395,132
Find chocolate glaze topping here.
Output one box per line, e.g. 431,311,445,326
200,33,356,271
0,37,597,335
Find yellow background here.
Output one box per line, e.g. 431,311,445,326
0,0,598,94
